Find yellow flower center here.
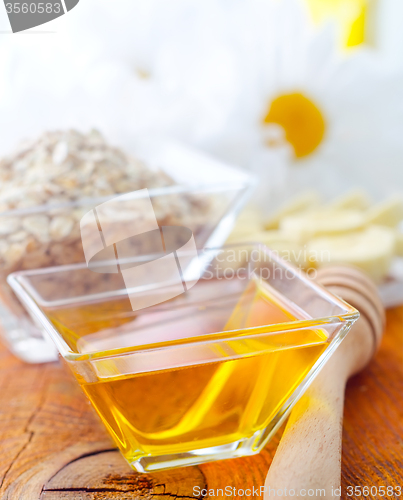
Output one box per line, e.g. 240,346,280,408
263,92,326,158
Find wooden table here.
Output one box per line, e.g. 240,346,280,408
0,307,402,500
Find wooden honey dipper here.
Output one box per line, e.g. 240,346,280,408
265,265,385,500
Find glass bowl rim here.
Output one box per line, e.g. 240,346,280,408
7,243,359,361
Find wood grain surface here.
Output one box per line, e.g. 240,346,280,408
0,306,402,500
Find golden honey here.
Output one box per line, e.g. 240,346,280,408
46,278,328,466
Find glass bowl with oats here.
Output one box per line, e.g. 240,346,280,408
0,130,255,362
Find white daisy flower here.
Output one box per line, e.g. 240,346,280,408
200,0,403,209
0,0,241,152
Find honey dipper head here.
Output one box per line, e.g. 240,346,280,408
315,265,385,374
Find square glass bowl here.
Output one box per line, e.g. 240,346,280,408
8,244,358,472
0,140,255,362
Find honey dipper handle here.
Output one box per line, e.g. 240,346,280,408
264,349,350,500
265,265,384,500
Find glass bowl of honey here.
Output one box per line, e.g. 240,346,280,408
8,244,358,472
